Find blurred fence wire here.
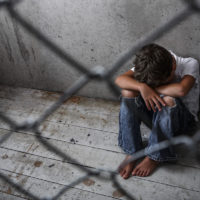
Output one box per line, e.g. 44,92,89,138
0,0,200,199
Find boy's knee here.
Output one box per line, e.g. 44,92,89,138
163,96,176,107
121,89,140,98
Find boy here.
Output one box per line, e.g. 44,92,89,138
115,43,199,179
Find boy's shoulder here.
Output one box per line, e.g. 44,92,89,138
170,51,200,121
170,50,199,80
169,50,199,68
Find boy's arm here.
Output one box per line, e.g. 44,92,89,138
155,75,195,97
115,70,142,91
115,70,166,111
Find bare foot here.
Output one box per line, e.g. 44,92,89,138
118,155,137,179
132,156,159,177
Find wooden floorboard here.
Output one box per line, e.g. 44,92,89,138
0,85,150,137
0,85,199,200
0,150,199,200
0,133,200,192
0,170,117,200
0,128,199,169
0,115,198,168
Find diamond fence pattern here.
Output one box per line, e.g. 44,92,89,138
0,0,200,199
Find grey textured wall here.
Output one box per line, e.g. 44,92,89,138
0,0,200,100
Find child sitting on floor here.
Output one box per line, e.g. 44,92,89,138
115,43,199,179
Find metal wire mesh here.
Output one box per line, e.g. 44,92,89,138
0,0,200,199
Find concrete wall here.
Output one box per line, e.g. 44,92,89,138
0,0,200,100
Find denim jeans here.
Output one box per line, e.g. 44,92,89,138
118,95,195,162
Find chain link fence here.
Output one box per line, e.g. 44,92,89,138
0,0,200,199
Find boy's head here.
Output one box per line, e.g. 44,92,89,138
133,43,175,88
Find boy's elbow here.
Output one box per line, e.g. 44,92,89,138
178,87,188,97
115,76,122,87
178,91,185,97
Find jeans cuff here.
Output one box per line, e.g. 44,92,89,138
118,143,143,155
145,153,178,162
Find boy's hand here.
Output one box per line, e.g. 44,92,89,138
139,83,166,112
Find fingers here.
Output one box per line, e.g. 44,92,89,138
149,99,156,112
145,100,151,111
145,98,158,112
145,95,166,112
156,95,166,107
152,97,161,111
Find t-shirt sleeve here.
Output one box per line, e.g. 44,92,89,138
181,58,199,81
130,66,135,72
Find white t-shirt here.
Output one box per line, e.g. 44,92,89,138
131,51,200,121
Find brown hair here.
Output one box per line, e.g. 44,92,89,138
133,43,173,88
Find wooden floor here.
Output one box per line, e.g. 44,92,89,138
0,85,199,200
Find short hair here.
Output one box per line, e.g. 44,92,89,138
133,43,173,88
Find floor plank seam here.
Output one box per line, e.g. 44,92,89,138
0,128,124,154
133,176,200,193
0,169,121,200
0,190,28,200
0,100,120,118
0,146,108,171
1,166,199,194
1,147,199,192
1,128,199,169
0,112,119,135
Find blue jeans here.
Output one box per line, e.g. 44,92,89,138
118,95,195,162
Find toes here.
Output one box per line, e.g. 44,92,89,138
120,169,125,177
146,169,151,176
143,170,150,177
132,168,138,176
137,170,143,177
143,170,148,177
123,167,133,179
120,169,130,179
141,171,146,177
123,171,130,179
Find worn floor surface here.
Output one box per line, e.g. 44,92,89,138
0,85,199,200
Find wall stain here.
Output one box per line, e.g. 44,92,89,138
3,16,14,62
5,17,9,27
31,47,36,61
12,22,30,62
0,31,14,63
11,19,33,79
4,33,15,63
